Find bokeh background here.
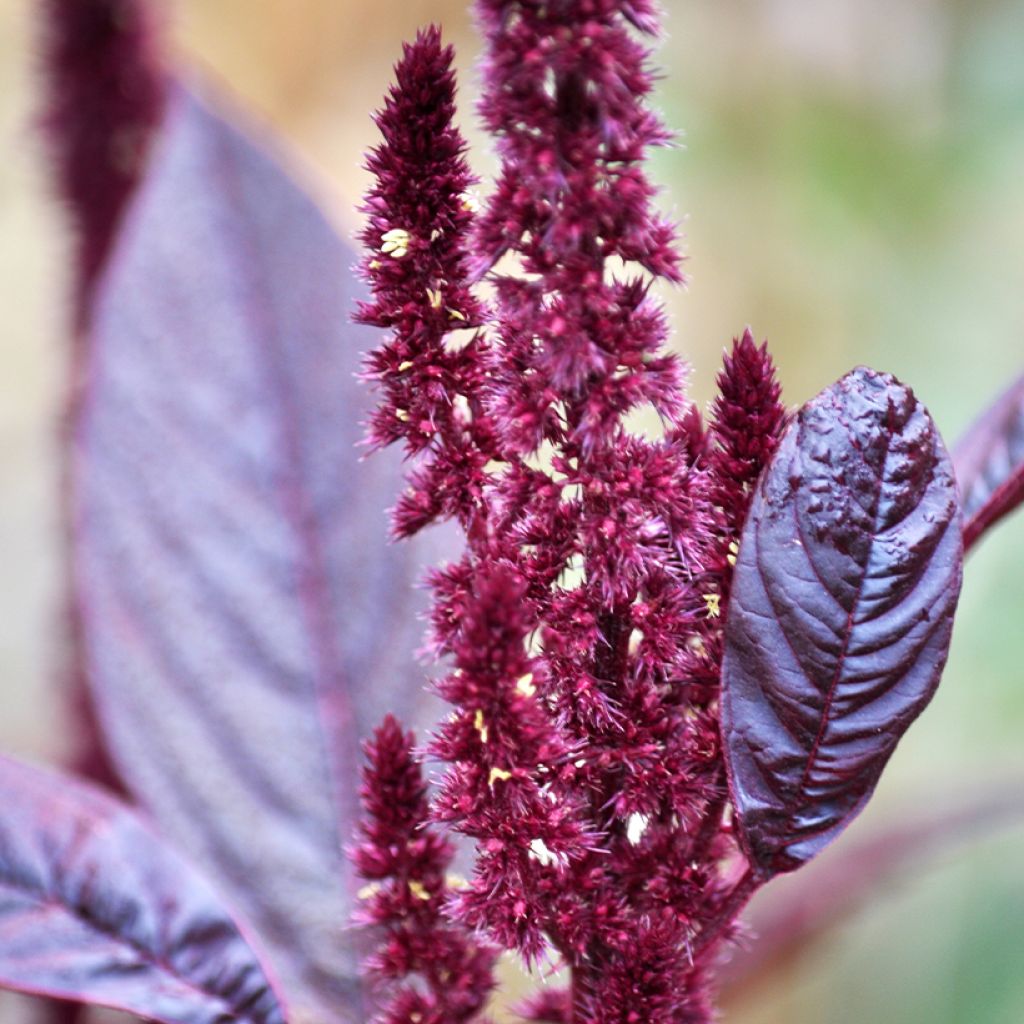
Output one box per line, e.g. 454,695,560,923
2,1,1024,1022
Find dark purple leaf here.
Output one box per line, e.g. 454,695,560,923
721,366,963,879
71,82,447,1022
0,755,286,1024
953,371,1024,551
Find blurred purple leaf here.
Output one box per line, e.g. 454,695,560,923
69,81,446,1022
954,371,1024,552
40,0,170,800
0,754,286,1024
722,367,963,879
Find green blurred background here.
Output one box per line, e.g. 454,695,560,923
1,1,1023,1022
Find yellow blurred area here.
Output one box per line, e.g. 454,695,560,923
2,1,1024,1022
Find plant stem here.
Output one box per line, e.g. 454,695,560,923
691,865,760,961
688,765,726,863
570,964,588,1024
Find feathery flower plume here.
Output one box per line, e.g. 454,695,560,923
354,716,497,1024
40,0,166,322
708,329,787,544
40,0,167,802
677,330,787,752
357,26,493,538
356,23,594,965
356,6,787,1023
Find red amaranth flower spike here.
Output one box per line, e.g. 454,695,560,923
41,0,168,824
357,25,482,333
354,716,497,1024
40,0,166,324
683,330,787,698
708,329,787,542
354,4,968,1023
458,9,736,1004
356,26,494,538
430,563,594,962
358,3,733,1012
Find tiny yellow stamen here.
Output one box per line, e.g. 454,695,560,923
408,879,431,901
626,813,649,845
628,628,643,655
516,672,536,697
687,635,707,657
426,287,443,309
447,308,467,322
357,882,381,900
474,709,489,744
528,837,559,867
704,593,721,618
460,191,482,213
369,259,382,270
489,766,512,786
380,227,411,259
395,408,410,422
397,360,414,372
453,394,471,421
727,539,739,567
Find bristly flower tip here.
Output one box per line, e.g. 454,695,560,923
356,26,496,538
709,328,787,538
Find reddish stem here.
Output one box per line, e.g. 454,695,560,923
570,963,590,1024
691,866,760,961
688,765,727,863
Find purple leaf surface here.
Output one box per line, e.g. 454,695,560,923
721,367,963,879
954,371,1024,551
0,755,286,1024
70,81,446,1022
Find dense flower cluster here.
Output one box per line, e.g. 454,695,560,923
355,6,786,1024
708,330,787,552
353,716,497,1024
356,26,493,539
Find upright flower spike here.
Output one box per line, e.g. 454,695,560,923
666,332,786,887
41,0,167,812
466,9,735,1009
682,329,786,710
357,25,483,340
357,23,595,966
353,716,497,1024
430,563,594,962
40,0,166,322
358,6,768,1023
357,27,493,536
708,329,787,543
